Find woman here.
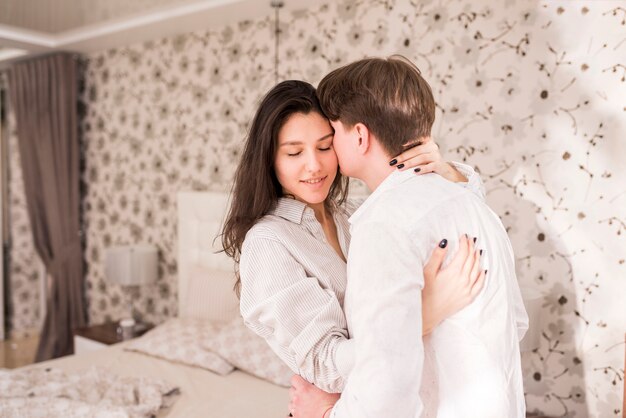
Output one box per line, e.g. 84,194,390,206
222,80,485,393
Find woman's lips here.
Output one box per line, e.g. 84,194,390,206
300,175,328,188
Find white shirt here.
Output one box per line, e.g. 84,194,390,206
331,169,528,418
239,162,485,393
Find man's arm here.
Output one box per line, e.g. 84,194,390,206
332,222,426,418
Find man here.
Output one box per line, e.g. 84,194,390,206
290,56,528,418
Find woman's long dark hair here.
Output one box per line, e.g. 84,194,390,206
222,80,349,296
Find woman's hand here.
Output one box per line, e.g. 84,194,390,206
421,234,486,335
389,136,468,182
289,375,340,418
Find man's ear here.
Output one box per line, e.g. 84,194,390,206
354,123,370,155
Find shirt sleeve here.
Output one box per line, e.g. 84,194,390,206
449,161,486,201
239,232,352,393
332,222,425,418
515,297,529,342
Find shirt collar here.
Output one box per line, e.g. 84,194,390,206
349,169,416,225
271,197,343,226
271,197,309,224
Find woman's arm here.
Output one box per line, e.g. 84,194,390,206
421,234,486,334
445,161,486,200
239,231,350,393
388,136,486,200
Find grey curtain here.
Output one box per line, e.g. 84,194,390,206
8,53,86,360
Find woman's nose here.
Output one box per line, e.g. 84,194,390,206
305,152,322,172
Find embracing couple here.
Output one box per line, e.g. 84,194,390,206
222,55,528,418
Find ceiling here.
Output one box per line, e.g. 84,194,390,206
0,0,314,67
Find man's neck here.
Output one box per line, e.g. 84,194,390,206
358,158,396,192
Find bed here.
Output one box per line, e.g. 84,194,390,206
10,191,290,417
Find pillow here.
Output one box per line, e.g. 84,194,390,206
202,317,293,387
124,318,234,376
181,266,240,323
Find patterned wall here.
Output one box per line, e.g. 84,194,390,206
6,0,625,416
6,112,41,336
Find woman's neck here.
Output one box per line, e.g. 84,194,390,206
311,200,346,262
309,201,331,225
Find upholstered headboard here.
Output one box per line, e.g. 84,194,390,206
177,191,239,321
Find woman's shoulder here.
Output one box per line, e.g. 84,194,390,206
244,213,292,243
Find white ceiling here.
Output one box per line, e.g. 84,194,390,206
0,0,314,67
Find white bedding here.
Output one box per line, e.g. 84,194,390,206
1,365,178,417
23,341,290,418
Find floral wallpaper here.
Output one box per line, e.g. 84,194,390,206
4,0,624,416
5,112,41,337
78,16,279,328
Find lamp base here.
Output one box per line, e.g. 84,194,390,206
117,318,136,340
116,317,152,341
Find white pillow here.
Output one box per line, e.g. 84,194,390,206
124,318,234,376
181,266,240,323
202,317,293,387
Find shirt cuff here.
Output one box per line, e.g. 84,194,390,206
329,402,339,418
449,161,486,201
335,338,355,379
449,161,472,182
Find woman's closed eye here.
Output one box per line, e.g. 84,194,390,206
319,139,333,152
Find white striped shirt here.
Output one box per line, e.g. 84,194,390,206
239,197,353,392
238,163,483,393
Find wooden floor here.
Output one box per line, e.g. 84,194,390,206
0,334,39,368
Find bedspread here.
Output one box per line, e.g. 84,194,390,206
0,366,179,417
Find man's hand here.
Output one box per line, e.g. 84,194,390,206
289,375,340,418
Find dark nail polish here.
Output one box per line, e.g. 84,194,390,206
439,239,448,248
414,167,421,173
389,159,397,166
473,237,477,243
485,269,488,275
396,163,405,169
480,249,483,255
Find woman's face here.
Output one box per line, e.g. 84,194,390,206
274,112,338,205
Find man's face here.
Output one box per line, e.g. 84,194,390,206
329,119,358,177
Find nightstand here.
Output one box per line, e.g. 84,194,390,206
73,322,152,355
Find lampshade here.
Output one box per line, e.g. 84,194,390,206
104,245,158,286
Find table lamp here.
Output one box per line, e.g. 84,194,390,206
104,244,158,336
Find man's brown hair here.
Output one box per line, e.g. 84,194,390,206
317,55,435,157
